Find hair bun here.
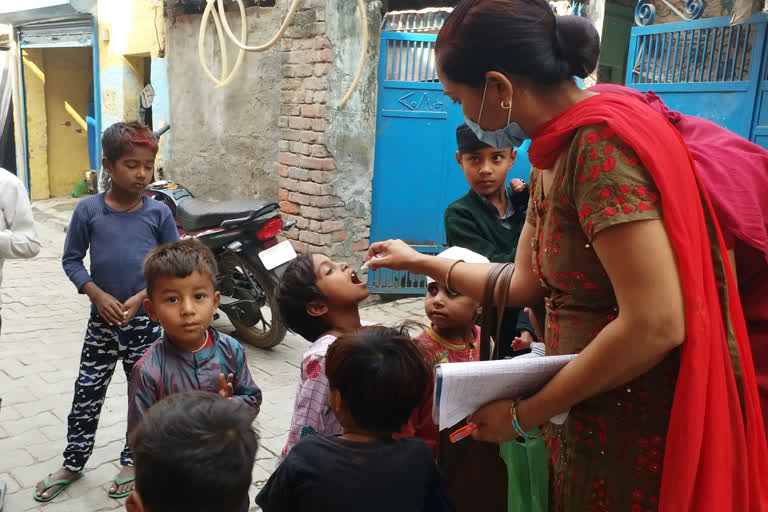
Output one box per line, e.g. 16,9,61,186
554,15,600,79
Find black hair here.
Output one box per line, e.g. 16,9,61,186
143,239,218,297
325,325,430,434
102,121,158,164
276,253,331,341
436,0,600,87
456,123,493,153
129,391,258,512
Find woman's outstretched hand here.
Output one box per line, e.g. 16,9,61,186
365,240,423,272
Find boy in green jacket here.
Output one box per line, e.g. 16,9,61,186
443,123,534,358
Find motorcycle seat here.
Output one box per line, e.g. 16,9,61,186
178,197,277,232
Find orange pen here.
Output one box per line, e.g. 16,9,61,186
449,422,478,443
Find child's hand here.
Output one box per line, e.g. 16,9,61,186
511,330,534,351
510,178,527,192
92,291,125,326
121,294,143,326
218,373,234,399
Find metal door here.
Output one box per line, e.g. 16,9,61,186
626,14,768,150
751,34,768,149
368,30,467,293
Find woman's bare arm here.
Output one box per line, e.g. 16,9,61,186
366,222,546,307
471,219,686,440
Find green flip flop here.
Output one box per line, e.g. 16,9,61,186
33,471,84,502
108,474,135,499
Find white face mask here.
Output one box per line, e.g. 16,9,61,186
464,82,528,149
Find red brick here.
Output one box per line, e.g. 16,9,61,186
279,152,299,166
314,36,330,49
351,239,369,252
280,77,303,90
306,243,329,255
278,188,289,201
279,201,299,214
313,90,328,104
279,177,299,191
321,220,344,233
288,117,311,130
314,63,331,76
309,145,330,158
285,167,309,180
303,77,326,90
280,104,301,116
310,119,328,132
333,231,347,242
288,191,312,205
301,205,334,220
300,231,332,245
297,181,329,195
300,130,323,144
291,240,308,253
286,51,309,64
284,228,299,240
308,170,336,183
303,90,315,104
300,104,322,118
279,165,287,178
309,22,326,36
280,129,302,142
317,196,345,208
278,153,299,167
315,48,333,63
300,156,335,171
288,141,311,155
284,64,313,77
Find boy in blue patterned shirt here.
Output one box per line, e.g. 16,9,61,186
127,239,262,438
35,122,179,502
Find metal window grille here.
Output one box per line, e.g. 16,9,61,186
383,8,452,33
629,18,757,84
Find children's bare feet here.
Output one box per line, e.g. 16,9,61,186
34,467,81,501
108,465,135,498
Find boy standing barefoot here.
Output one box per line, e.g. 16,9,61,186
34,122,179,502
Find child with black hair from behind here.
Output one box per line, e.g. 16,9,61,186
256,326,453,512
126,391,258,512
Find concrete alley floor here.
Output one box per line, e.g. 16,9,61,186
0,196,426,512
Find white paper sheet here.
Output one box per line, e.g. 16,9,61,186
433,354,576,430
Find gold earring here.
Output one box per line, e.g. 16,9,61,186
500,100,512,109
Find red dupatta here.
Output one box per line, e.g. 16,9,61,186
528,93,768,511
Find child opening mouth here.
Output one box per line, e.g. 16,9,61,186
351,271,363,285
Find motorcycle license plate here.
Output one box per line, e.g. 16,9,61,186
258,240,297,271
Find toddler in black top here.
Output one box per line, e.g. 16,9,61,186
256,326,453,512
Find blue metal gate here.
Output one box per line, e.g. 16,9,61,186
368,28,467,293
626,14,768,149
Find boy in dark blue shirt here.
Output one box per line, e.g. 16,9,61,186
34,122,179,503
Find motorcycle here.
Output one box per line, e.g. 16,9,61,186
144,125,297,349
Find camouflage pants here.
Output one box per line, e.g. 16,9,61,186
63,313,160,472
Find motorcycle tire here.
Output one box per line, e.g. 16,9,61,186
220,257,287,349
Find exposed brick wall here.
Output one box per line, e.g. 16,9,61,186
277,1,372,260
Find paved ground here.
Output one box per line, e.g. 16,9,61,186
0,196,426,512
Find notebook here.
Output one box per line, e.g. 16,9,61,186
433,354,577,430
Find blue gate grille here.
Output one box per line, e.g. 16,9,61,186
630,22,755,84
369,25,467,295
627,15,768,142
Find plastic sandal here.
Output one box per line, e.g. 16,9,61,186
33,471,84,502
